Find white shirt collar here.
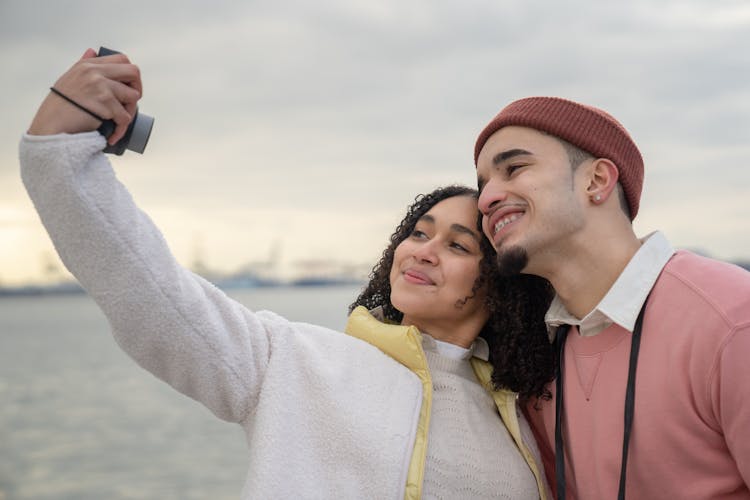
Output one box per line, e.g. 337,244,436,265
545,231,675,339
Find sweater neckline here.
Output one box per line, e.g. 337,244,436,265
422,342,480,383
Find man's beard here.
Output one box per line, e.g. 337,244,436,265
495,245,529,277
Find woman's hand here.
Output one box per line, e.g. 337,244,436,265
27,48,143,145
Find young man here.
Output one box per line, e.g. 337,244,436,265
474,97,750,499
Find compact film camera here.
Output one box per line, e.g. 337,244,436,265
96,47,154,155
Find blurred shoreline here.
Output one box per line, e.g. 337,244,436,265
0,276,366,298
2,253,747,298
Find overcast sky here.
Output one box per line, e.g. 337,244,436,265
1,0,749,285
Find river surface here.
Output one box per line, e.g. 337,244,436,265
0,284,362,499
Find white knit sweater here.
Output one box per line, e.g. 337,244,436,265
421,339,540,499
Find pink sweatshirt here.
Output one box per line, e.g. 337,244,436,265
527,251,750,499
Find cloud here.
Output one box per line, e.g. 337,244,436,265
1,0,749,283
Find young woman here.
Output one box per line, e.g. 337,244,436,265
20,50,555,499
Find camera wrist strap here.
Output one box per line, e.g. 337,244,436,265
554,297,649,500
49,87,105,122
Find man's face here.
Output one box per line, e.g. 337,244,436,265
475,126,589,276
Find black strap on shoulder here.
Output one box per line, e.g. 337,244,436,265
617,300,648,499
554,324,571,500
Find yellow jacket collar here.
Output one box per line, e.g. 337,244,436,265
345,306,426,373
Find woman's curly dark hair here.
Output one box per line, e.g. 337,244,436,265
349,184,556,400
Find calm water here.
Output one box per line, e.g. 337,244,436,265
0,284,363,500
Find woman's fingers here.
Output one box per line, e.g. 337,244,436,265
99,56,143,98
107,81,142,144
81,47,98,60
82,59,143,145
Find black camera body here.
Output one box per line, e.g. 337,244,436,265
96,47,154,155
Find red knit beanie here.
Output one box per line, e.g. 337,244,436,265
474,97,644,220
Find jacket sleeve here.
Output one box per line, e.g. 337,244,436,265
20,132,282,424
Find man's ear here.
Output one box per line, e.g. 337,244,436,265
585,158,619,204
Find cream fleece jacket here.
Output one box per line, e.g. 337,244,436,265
20,132,549,499
20,132,425,499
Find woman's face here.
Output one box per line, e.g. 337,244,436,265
389,195,489,331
